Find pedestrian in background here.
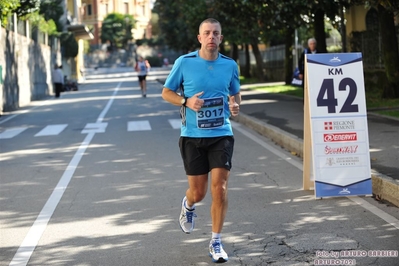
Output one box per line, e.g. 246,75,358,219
163,57,169,67
135,56,150,97
51,64,64,98
161,18,241,263
298,38,320,83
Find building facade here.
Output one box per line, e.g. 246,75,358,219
80,0,152,49
345,5,399,69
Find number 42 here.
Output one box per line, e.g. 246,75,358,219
316,78,359,113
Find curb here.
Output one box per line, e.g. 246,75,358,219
233,112,399,207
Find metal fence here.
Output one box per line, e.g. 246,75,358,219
237,29,399,81
350,30,399,69
5,14,48,45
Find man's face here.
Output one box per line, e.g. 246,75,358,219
308,41,316,51
197,22,223,52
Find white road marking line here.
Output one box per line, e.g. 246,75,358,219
232,122,399,231
81,122,108,134
128,121,151,131
9,82,123,266
0,127,28,139
168,119,181,129
96,86,119,123
9,133,95,266
34,124,68,137
349,197,399,230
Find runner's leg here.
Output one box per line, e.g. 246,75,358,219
186,174,208,207
210,168,229,233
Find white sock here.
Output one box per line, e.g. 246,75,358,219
184,198,194,210
212,232,221,242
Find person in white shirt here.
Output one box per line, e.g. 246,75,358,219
51,65,64,98
135,56,151,97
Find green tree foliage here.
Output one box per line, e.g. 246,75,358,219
0,0,20,26
212,0,268,80
153,0,207,53
15,0,40,17
150,13,160,38
376,2,399,98
39,0,64,32
1,0,52,30
350,0,399,97
101,13,135,51
256,1,308,82
60,32,78,58
18,0,60,36
153,0,398,97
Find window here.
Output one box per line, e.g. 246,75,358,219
87,4,92,16
124,3,129,14
365,8,378,32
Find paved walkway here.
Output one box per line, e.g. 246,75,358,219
234,86,399,206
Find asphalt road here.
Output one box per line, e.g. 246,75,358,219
1,67,398,266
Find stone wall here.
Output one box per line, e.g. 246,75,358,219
0,27,54,114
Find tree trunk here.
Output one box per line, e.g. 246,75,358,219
314,9,327,53
340,5,347,52
378,4,399,98
219,43,226,55
285,28,295,85
243,43,251,78
251,39,265,82
231,43,238,61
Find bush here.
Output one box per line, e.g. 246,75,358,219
60,32,78,58
145,56,162,67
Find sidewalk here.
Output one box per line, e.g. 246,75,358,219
234,87,399,207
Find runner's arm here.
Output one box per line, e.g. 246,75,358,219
162,87,185,106
231,92,241,105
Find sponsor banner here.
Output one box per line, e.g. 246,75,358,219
314,131,367,144
314,143,368,156
313,118,367,132
315,179,372,198
315,166,370,186
319,155,366,168
306,53,371,197
307,54,367,119
323,132,357,142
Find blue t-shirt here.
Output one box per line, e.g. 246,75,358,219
164,51,240,138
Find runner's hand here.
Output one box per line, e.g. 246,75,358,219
187,91,204,112
229,96,239,117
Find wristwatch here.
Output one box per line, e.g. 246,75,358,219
181,97,188,106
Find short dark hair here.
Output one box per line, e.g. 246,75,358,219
199,18,221,33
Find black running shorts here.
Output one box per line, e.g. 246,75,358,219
179,136,234,175
138,75,147,82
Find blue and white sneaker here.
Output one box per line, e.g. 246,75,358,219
179,196,196,233
209,240,228,263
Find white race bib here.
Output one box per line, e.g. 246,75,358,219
196,97,224,129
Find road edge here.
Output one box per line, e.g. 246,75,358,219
232,113,399,207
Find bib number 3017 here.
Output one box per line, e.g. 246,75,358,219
317,77,358,114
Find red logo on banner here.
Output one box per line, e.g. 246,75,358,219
324,122,333,130
325,145,358,154
324,121,355,130
324,133,357,142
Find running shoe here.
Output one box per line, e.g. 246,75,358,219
179,196,196,233
209,240,228,263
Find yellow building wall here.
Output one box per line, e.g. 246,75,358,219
65,0,89,82
67,0,74,16
81,0,151,42
346,5,368,34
